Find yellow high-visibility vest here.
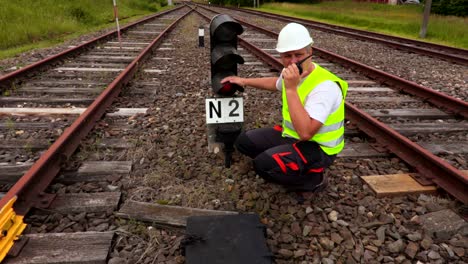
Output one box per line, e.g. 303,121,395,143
281,63,348,155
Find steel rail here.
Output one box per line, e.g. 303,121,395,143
199,3,468,66
0,5,186,90
0,8,194,215
194,8,468,204
196,4,468,118
313,49,468,118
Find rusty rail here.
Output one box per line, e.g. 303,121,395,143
199,3,468,66
195,8,468,204
313,49,468,118
0,8,194,215
0,5,186,90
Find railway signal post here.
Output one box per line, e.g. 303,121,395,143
205,14,244,168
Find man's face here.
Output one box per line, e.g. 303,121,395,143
279,47,312,68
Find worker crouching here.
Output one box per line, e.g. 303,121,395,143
221,23,348,201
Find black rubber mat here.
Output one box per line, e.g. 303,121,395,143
183,214,273,264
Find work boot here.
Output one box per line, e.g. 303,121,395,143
293,173,328,204
309,172,329,193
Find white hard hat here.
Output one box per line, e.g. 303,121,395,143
276,23,314,53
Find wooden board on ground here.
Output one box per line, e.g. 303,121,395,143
55,67,123,72
0,140,49,150
4,232,114,264
0,139,131,150
106,108,148,116
348,96,417,103
78,55,134,63
347,87,395,92
0,108,147,116
0,97,94,105
0,122,57,130
0,163,33,183
28,80,107,87
0,108,85,115
390,122,468,135
250,67,272,73
345,122,468,136
365,108,451,119
418,142,468,154
116,200,238,227
361,173,439,197
18,87,103,94
0,160,131,185
44,72,115,79
78,161,132,175
57,161,132,184
347,80,377,86
257,72,278,77
19,86,156,95
49,192,121,214
339,143,389,158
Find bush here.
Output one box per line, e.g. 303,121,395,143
69,7,94,24
430,0,468,16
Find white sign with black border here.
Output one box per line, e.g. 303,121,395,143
205,97,244,124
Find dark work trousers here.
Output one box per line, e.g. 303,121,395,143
235,126,336,192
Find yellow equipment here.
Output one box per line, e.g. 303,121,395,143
0,197,26,261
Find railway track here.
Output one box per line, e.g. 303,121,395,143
194,3,468,103
1,3,467,263
0,5,192,263
199,3,468,66
195,4,468,201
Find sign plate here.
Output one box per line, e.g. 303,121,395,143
205,97,244,124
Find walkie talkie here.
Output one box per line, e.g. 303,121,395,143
296,54,313,75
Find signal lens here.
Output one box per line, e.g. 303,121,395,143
219,82,234,95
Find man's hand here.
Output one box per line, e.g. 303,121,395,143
221,76,245,87
282,63,312,91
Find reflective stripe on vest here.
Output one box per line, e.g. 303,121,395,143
281,63,348,155
283,120,344,134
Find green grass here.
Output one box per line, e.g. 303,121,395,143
258,1,468,49
0,0,170,59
